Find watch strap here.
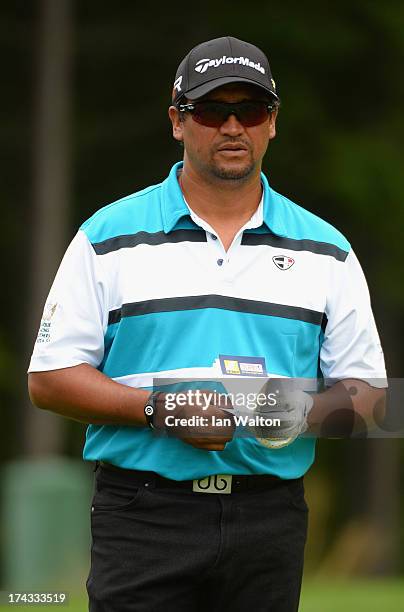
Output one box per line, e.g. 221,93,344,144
144,391,162,429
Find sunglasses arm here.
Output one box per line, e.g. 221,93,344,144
178,103,196,113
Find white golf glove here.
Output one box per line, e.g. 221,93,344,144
243,390,314,449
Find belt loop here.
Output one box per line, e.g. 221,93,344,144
93,460,100,473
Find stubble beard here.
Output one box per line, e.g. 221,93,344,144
208,146,256,182
210,160,255,181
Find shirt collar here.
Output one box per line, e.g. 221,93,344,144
161,161,287,237
187,194,264,234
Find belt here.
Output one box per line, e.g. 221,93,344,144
98,461,297,494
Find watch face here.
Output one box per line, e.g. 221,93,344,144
145,405,154,417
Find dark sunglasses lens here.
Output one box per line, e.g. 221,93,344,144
238,102,269,126
192,103,228,127
191,102,269,127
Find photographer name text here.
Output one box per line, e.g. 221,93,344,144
165,415,281,427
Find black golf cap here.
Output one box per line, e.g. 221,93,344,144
172,36,279,105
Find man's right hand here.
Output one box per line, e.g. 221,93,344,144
153,389,235,451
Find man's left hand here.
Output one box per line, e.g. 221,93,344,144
243,390,314,448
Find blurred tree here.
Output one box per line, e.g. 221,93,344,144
24,0,73,455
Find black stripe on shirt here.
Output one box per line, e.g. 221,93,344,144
242,233,349,261
92,230,207,254
92,228,348,262
108,294,326,328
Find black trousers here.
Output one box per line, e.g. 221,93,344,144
87,465,308,612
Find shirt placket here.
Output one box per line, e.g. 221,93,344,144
207,231,235,285
186,195,264,288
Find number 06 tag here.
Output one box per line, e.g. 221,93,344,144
192,474,232,494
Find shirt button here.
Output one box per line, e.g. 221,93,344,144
217,258,224,266
211,234,218,240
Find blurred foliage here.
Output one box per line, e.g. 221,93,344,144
0,0,403,575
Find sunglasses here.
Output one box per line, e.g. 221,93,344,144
178,100,276,128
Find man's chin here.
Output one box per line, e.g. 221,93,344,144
210,161,255,181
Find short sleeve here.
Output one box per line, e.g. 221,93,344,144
28,230,108,372
320,249,387,386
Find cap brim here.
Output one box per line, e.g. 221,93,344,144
184,76,279,101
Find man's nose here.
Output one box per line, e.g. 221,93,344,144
219,113,244,136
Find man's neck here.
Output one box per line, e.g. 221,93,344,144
178,164,263,230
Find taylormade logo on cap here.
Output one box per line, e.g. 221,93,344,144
195,56,266,75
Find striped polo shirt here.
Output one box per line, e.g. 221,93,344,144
29,161,386,480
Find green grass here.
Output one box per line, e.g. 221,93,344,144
0,597,84,612
299,579,404,612
0,580,403,611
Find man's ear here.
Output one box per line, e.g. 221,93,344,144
168,106,184,142
268,107,278,140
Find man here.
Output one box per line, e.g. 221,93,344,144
28,36,386,611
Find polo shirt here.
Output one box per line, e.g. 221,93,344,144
28,161,386,480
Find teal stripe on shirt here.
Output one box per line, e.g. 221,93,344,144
83,426,316,481
100,308,323,380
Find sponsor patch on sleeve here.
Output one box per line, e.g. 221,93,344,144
36,301,58,344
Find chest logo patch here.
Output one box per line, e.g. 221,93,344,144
272,255,295,270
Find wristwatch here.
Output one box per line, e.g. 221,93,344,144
144,392,162,429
